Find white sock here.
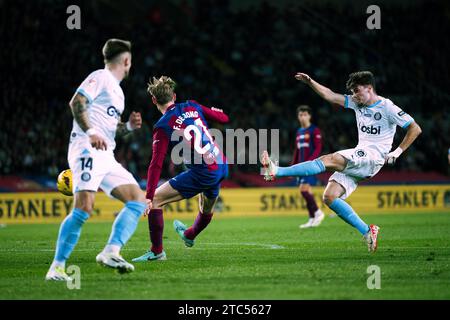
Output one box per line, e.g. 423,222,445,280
104,244,121,255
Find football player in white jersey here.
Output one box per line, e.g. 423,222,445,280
46,39,147,281
261,71,422,252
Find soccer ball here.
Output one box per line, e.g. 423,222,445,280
57,169,73,196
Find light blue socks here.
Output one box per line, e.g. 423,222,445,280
107,201,146,247
276,159,326,177
329,198,369,235
54,208,90,263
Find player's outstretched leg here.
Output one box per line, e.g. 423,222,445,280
323,181,379,252
97,185,147,272
46,192,92,281
174,194,217,247
261,150,326,181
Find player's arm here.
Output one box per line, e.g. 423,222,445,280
192,101,229,123
116,111,142,137
386,121,422,165
69,93,107,150
295,73,346,107
145,128,170,202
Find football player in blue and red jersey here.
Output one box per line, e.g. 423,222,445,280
292,105,325,228
133,76,229,262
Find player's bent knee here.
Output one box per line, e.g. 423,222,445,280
74,200,94,214
319,153,347,172
322,192,339,207
130,187,146,203
74,191,95,214
152,194,164,209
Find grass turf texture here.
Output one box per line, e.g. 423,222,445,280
0,213,449,299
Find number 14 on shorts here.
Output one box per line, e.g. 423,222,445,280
81,157,93,170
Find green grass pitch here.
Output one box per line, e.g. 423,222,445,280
0,212,449,299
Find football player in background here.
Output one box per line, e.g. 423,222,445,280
262,71,422,252
292,105,325,228
132,76,229,262
46,39,146,281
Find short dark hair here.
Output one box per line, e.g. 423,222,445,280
346,71,376,91
102,39,132,63
297,105,312,115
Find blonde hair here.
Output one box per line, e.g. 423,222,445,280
147,76,176,105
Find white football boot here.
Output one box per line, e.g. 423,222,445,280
45,266,72,281
364,225,380,253
260,150,277,181
96,251,135,273
299,218,314,229
311,209,325,227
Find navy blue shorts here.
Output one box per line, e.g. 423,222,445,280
169,165,228,199
296,175,318,186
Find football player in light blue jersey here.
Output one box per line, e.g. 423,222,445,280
262,71,422,252
46,39,147,281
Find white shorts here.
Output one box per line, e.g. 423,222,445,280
68,138,139,198
329,147,385,199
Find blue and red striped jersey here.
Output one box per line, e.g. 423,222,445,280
146,100,229,200
292,125,322,164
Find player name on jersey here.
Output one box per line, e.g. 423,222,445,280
173,110,199,130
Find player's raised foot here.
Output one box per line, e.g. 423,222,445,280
364,224,380,253
131,250,167,262
173,220,194,247
260,150,277,181
96,251,135,273
311,209,325,227
45,266,72,282
299,218,314,229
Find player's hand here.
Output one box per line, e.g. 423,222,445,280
143,199,153,217
295,72,312,83
90,134,107,151
385,147,403,166
128,111,142,130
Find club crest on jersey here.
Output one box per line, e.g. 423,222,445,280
107,106,121,119
81,172,91,182
374,112,382,120
355,149,366,157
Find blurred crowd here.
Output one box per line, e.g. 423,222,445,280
1,0,449,181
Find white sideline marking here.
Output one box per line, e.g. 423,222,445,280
184,241,285,249
4,245,450,253
0,241,285,252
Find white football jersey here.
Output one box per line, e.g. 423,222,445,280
344,95,414,156
71,68,125,151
